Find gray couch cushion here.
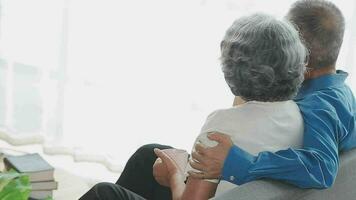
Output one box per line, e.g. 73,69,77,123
213,148,356,200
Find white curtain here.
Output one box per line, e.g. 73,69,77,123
0,0,355,172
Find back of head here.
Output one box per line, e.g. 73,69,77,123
287,0,345,69
221,13,307,102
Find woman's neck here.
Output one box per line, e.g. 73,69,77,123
233,96,246,106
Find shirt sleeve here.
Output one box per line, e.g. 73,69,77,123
187,110,225,184
221,107,341,189
186,133,220,184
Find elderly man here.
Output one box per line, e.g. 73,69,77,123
190,0,356,189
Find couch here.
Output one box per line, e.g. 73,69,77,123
213,148,356,200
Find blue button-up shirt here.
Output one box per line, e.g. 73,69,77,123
222,70,356,188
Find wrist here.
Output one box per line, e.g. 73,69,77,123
170,175,185,200
221,145,255,185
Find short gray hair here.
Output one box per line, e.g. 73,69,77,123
287,0,345,69
221,13,307,102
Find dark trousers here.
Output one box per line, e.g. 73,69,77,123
79,182,146,200
80,144,173,200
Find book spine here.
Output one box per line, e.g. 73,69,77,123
3,158,19,171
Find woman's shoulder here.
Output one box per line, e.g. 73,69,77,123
205,107,241,120
205,100,301,124
203,106,252,128
205,101,301,130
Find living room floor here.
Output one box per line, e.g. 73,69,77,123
0,140,121,200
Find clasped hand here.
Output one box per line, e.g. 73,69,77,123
153,149,186,187
153,132,233,186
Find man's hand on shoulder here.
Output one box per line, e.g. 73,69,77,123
188,132,233,179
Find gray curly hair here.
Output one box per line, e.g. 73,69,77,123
221,13,307,102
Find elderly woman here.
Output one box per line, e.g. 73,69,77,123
80,13,307,200
155,13,307,200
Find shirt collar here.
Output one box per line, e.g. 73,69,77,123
294,70,348,100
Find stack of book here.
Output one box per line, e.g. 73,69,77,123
4,153,57,199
